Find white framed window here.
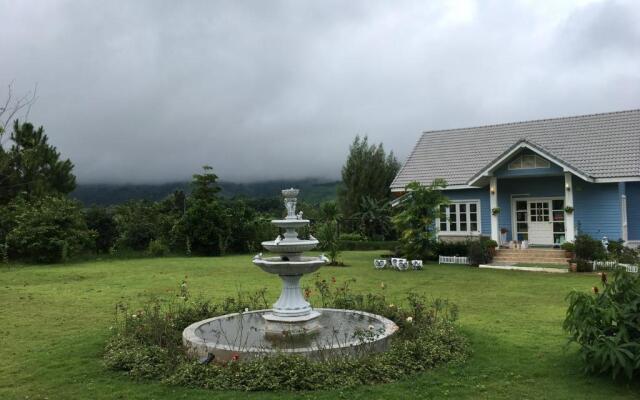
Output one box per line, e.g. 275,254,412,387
438,200,481,234
508,155,550,170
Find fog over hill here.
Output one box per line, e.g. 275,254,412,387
72,179,340,206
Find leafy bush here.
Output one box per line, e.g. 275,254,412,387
5,196,95,263
434,241,469,258
606,240,639,265
338,240,398,251
561,242,575,253
104,279,468,391
564,270,640,379
466,237,496,266
84,206,118,253
147,239,169,257
574,234,606,262
393,180,448,260
338,232,364,241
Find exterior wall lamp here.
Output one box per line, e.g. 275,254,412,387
490,187,495,194
566,184,571,191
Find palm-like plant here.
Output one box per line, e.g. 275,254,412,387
353,196,392,240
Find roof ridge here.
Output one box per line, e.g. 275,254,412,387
420,108,640,135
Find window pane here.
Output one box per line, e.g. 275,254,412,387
509,157,522,169
450,205,457,222
459,204,466,213
517,223,528,232
516,201,527,211
553,222,565,233
553,211,564,221
460,222,467,231
460,212,467,222
470,203,477,212
470,212,477,222
517,212,526,222
470,222,478,231
450,222,457,231
440,222,447,231
522,155,536,168
552,200,564,210
536,156,550,168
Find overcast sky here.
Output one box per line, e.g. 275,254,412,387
1,0,639,183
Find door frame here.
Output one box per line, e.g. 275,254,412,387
510,196,565,245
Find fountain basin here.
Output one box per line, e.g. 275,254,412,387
261,239,319,253
253,256,326,275
183,308,399,362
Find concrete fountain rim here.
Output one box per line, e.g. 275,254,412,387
182,308,399,354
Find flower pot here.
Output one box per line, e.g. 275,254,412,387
569,262,577,273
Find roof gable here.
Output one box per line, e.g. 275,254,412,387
391,109,640,191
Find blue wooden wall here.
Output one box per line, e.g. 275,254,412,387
441,176,624,242
627,182,640,241
573,179,622,240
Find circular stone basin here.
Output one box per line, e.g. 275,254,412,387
253,256,326,275
183,309,398,362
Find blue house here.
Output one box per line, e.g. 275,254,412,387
391,109,640,248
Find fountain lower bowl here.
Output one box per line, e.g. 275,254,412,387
253,256,326,275
183,308,398,362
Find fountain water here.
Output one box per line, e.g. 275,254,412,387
182,188,398,362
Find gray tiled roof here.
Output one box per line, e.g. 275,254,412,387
391,109,640,190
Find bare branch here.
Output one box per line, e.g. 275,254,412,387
0,81,38,147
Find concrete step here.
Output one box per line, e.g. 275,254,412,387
494,253,568,260
496,251,566,258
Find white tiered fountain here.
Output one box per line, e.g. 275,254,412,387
252,188,327,334
183,188,398,362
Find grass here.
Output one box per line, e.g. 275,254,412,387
1,251,638,399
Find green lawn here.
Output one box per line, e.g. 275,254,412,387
1,251,638,399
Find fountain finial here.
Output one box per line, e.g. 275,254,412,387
282,188,299,219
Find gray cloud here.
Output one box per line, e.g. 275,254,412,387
1,0,638,183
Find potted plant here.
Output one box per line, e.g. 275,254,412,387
491,207,501,216
564,205,574,214
561,242,575,259
567,258,577,273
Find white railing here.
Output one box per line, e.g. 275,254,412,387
592,260,638,273
439,255,470,265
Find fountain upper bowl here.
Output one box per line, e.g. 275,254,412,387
253,256,327,275
262,239,319,253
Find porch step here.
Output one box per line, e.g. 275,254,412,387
494,249,569,265
492,257,569,265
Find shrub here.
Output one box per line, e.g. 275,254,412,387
338,232,364,241
338,240,398,251
574,234,606,262
104,280,468,391
606,240,639,265
147,239,169,257
5,196,95,263
466,237,495,266
561,242,575,253
564,270,640,379
434,241,468,258
84,206,118,253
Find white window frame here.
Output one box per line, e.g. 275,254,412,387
437,199,482,236
508,155,550,170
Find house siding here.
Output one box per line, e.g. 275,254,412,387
627,182,640,241
440,176,624,243
573,179,622,241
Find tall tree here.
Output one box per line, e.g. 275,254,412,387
1,120,75,204
338,135,400,218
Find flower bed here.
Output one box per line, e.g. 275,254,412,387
104,278,468,391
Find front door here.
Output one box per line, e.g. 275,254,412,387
528,201,553,245
513,199,566,245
